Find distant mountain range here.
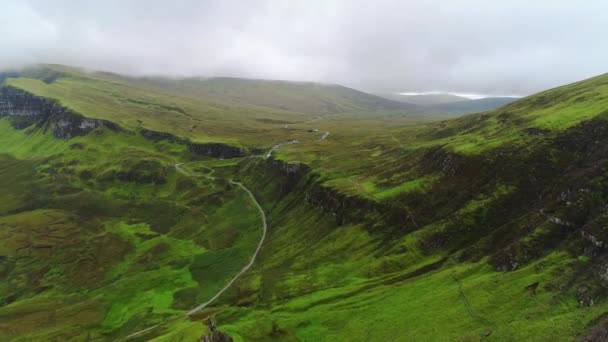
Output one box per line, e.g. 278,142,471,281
374,92,468,105
375,92,519,114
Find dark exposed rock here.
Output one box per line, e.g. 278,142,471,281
263,157,404,228
200,319,233,342
0,86,120,138
141,128,257,159
576,286,595,307
189,142,247,159
580,315,608,341
420,146,464,176
140,128,187,144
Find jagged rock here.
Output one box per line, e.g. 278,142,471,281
576,286,595,307
582,231,605,248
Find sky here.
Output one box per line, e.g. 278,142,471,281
1,0,607,96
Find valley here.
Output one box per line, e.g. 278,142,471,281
1,65,608,341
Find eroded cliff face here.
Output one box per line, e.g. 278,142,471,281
250,157,398,228
189,142,247,159
0,86,120,138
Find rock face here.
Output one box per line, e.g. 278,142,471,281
200,319,233,342
189,142,247,159
0,86,120,138
140,128,187,144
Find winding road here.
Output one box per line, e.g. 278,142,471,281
127,117,324,339
174,163,268,315
126,164,268,340
186,180,267,316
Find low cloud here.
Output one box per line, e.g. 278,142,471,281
1,0,607,95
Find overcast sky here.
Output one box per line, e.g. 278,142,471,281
1,0,607,96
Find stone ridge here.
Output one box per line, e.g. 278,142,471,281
0,86,120,138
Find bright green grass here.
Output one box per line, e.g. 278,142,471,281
220,253,601,341
0,120,267,340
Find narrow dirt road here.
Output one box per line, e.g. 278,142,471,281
175,163,267,315
186,180,267,315
125,164,268,340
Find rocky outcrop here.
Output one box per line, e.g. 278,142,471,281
0,86,120,138
199,319,233,342
262,157,403,228
140,128,248,159
140,128,187,144
189,142,247,159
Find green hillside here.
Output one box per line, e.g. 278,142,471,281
140,76,419,114
1,66,608,341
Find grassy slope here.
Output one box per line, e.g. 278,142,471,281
5,65,428,147
203,73,608,341
0,119,265,340
136,76,419,114
274,72,608,198
190,155,603,341
2,67,608,341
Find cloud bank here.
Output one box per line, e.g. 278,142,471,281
1,0,607,95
